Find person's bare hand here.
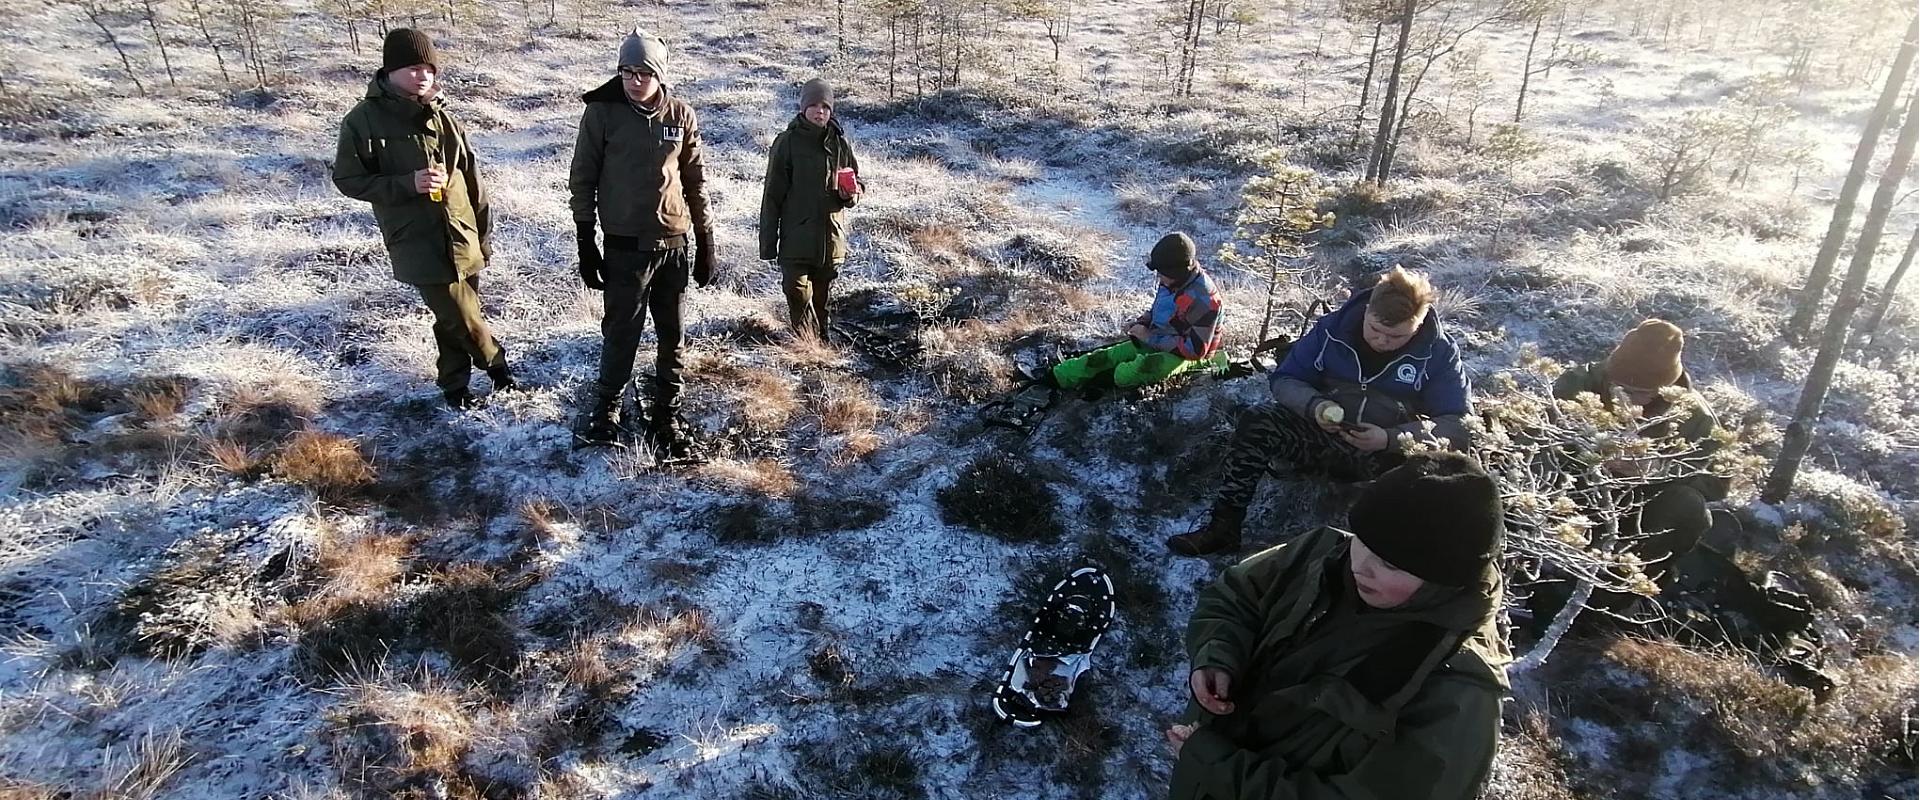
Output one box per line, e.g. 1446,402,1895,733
1127,323,1149,340
1341,422,1392,452
414,166,448,194
1165,723,1197,757
1189,667,1235,715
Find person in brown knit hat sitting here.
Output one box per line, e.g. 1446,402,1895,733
1538,318,1729,616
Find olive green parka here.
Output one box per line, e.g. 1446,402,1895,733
758,113,861,266
1170,527,1509,800
332,74,491,285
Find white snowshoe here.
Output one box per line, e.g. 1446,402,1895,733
991,566,1117,727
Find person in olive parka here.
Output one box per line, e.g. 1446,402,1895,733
332,29,515,410
570,28,715,453
760,77,863,340
1166,451,1509,800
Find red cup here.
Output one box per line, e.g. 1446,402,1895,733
835,167,858,195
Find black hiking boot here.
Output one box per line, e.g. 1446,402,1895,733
445,386,481,410
644,403,692,461
486,365,519,393
1166,506,1246,557
647,416,692,460
574,396,622,448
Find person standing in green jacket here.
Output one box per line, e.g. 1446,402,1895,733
1167,451,1508,800
570,29,715,453
759,78,862,341
332,29,514,410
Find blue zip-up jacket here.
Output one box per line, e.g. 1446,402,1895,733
1269,288,1471,447
1134,268,1224,360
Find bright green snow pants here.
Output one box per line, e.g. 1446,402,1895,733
1049,340,1206,390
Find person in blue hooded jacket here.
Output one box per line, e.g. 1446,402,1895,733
1168,266,1472,556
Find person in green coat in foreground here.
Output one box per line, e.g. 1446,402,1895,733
1167,450,1508,800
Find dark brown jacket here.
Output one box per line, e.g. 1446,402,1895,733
568,79,711,248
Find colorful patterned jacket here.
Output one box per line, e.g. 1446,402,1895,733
1135,268,1225,360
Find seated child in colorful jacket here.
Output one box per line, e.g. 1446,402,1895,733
1044,232,1225,391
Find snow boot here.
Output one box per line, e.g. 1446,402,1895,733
1166,505,1245,557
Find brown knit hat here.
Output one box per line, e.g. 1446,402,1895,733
1606,319,1685,389
382,28,439,72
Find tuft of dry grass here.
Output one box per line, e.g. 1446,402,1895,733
829,430,885,466
616,605,721,665
810,375,881,435
909,223,972,264
325,673,480,797
125,376,193,425
209,382,315,452
284,526,413,629
696,458,798,497
0,363,112,448
94,728,192,800
206,439,265,479
1546,636,1920,794
921,321,1015,402
517,498,574,545
274,431,376,501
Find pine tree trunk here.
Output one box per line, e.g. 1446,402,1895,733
188,0,230,83
1366,0,1415,184
1765,92,1920,504
1788,16,1918,340
1355,20,1382,146
141,0,178,88
83,3,147,95
1516,17,1541,122
1853,228,1920,350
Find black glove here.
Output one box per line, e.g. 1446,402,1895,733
693,230,716,288
576,223,604,291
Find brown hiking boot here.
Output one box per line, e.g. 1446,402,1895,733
1167,507,1245,557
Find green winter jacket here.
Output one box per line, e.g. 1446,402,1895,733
1171,527,1509,800
332,74,490,285
569,79,712,249
1551,361,1730,501
759,113,861,265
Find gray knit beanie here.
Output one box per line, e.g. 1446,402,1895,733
618,29,669,79
800,78,834,109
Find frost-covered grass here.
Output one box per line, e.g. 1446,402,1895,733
1,0,1915,797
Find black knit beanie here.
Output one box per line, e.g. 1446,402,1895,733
1347,451,1504,588
1147,232,1197,279
382,28,439,72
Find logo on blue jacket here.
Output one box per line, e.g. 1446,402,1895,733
1395,363,1419,385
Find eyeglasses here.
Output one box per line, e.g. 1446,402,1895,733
618,67,656,80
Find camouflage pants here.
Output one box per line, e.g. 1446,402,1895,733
1211,403,1394,514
